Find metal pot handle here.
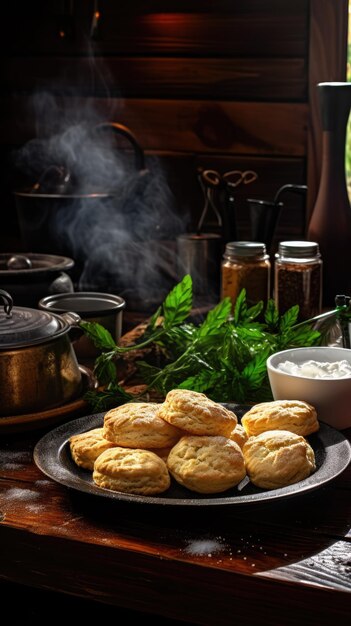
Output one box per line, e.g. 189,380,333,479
0,289,13,317
59,311,82,327
93,122,147,173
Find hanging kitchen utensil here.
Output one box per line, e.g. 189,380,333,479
199,168,258,242
175,169,224,304
14,122,181,311
14,122,148,260
247,183,307,255
196,168,223,234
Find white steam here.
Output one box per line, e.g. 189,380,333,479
14,94,188,310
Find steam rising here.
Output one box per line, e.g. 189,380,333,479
14,93,187,310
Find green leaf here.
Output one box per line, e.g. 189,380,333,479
81,274,323,409
243,300,264,323
79,320,116,350
93,351,117,385
279,305,299,332
144,306,162,335
198,297,232,337
264,299,280,328
136,360,161,384
241,347,271,389
162,274,193,329
233,288,247,324
84,383,134,412
178,369,220,394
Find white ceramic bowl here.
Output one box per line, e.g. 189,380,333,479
266,346,351,430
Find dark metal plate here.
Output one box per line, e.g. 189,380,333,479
33,404,351,507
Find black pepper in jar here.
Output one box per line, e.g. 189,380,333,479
274,241,322,321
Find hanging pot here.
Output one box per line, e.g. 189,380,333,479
13,122,149,276
0,252,74,307
14,122,181,309
0,289,83,416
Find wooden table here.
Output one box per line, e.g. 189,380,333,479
0,413,350,625
0,312,350,624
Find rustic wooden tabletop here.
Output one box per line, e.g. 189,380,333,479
0,416,350,626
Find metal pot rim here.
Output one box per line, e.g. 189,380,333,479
14,191,112,199
0,253,75,275
39,291,126,317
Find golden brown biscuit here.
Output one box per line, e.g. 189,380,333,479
242,429,316,489
69,427,116,470
167,435,246,494
156,389,237,436
93,447,171,495
103,402,182,449
241,400,319,437
229,424,248,448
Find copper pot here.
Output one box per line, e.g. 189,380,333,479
0,289,83,416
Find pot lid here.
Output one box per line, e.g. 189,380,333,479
0,289,66,349
0,253,74,275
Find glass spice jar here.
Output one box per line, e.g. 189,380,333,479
221,241,271,310
274,241,322,321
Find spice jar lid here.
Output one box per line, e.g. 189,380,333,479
224,241,267,257
278,241,320,258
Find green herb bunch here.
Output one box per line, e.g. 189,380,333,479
81,275,321,411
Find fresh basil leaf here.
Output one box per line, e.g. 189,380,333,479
93,352,117,385
233,288,247,324
82,274,323,411
79,320,116,349
279,305,299,332
144,306,162,334
178,370,220,394
162,274,193,329
198,297,232,337
243,300,264,323
264,299,280,329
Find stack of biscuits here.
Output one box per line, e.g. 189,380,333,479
69,391,319,496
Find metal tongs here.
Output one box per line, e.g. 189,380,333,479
292,295,351,348
196,168,258,239
248,183,308,255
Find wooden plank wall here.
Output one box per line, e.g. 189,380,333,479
0,0,347,255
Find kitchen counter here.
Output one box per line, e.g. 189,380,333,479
0,417,350,625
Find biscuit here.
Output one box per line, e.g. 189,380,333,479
229,424,248,448
156,389,237,436
241,400,319,437
69,427,116,470
167,435,246,494
93,447,171,495
242,429,316,489
103,402,182,449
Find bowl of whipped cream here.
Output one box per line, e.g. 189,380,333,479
266,346,351,430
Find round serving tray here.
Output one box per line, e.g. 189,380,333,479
33,404,351,506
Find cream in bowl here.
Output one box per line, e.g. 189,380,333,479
266,346,351,430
